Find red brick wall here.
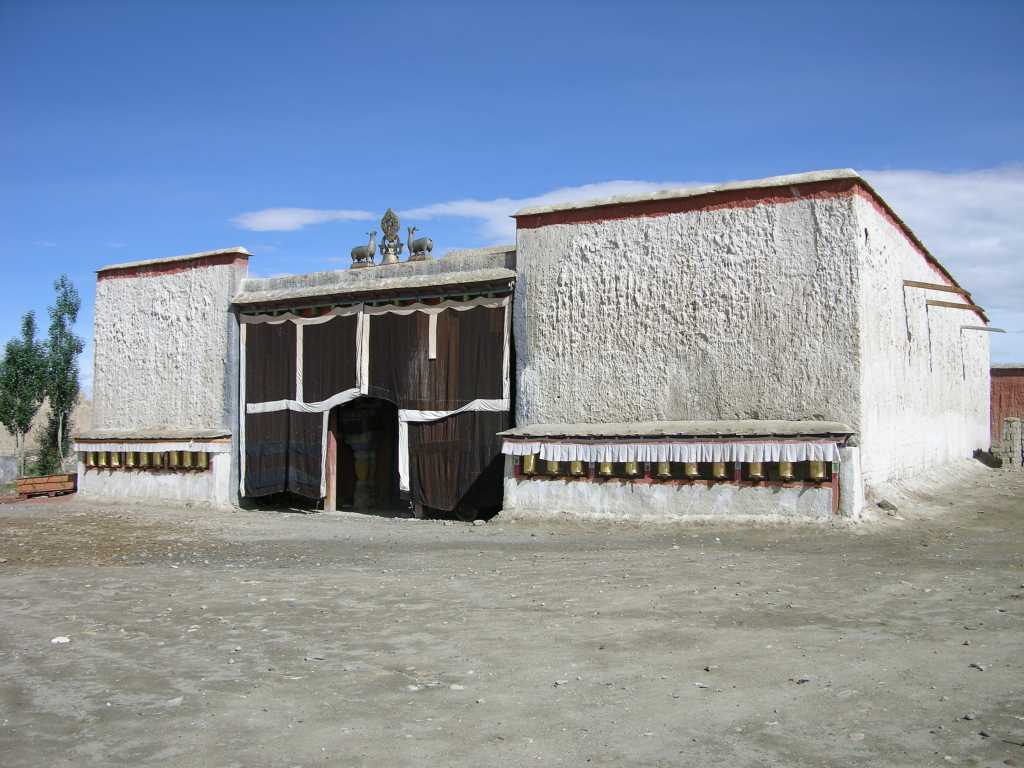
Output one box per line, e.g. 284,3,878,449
992,368,1024,445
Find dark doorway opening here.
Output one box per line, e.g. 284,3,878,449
327,398,402,515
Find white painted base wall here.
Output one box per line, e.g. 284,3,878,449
77,454,233,507
502,477,834,521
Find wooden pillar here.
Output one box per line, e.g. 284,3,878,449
325,409,338,513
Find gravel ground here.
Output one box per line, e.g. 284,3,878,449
1,461,1022,767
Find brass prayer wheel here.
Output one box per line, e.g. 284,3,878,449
778,460,794,481
138,452,150,468
598,461,614,477
182,451,194,469
747,461,765,480
125,451,137,468
97,451,108,467
168,450,180,469
110,451,122,468
86,451,96,467
808,460,826,482
655,461,672,479
711,461,728,480
196,452,209,470
546,460,561,475
151,451,164,469
569,460,585,476
684,462,700,479
623,461,640,477
521,454,537,475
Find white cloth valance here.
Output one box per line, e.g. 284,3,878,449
502,440,840,464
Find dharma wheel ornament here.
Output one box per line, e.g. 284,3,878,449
378,208,404,265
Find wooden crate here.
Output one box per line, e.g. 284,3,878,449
15,473,77,499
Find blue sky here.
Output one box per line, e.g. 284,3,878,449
2,0,1022,387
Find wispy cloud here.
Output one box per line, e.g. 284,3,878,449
400,180,691,242
232,208,375,232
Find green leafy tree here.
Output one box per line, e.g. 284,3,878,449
0,312,48,476
36,275,84,475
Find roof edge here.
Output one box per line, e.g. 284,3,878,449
98,247,251,274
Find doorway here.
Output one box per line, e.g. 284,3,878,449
325,398,400,514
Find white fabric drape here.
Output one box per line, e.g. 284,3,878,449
238,322,247,497
502,440,840,464
246,387,363,415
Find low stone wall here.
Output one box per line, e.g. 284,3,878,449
1000,418,1023,470
76,454,233,506
501,459,834,521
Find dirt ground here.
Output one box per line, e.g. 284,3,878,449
1,462,1022,767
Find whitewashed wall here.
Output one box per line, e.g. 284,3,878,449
513,196,863,426
853,197,990,484
77,454,233,507
89,257,246,505
502,476,834,521
92,261,246,433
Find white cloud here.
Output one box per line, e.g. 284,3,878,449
232,207,375,232
400,180,691,243
863,166,1024,360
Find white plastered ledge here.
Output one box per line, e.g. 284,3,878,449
501,440,841,463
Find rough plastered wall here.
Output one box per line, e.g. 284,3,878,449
513,195,863,427
853,196,989,485
92,262,245,432
90,259,246,503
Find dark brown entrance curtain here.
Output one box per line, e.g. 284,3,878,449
408,410,509,512
368,306,505,410
245,322,296,403
244,410,323,500
288,412,324,499
303,315,357,402
244,411,289,497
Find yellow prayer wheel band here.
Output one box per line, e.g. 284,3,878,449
182,451,194,469
712,461,728,479
196,452,209,470
168,451,180,468
808,460,826,481
151,451,164,468
748,461,764,480
598,461,614,477
138,452,150,468
778,460,794,481
86,451,96,467
655,461,671,478
623,461,640,477
569,460,585,476
110,452,122,468
97,451,108,467
684,462,699,478
125,452,137,468
546,460,561,475
521,454,537,475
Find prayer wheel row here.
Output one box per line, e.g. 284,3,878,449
83,451,210,471
519,456,828,482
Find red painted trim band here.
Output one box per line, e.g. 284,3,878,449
98,253,249,281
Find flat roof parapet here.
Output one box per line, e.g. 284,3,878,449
233,245,515,308
97,247,251,279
